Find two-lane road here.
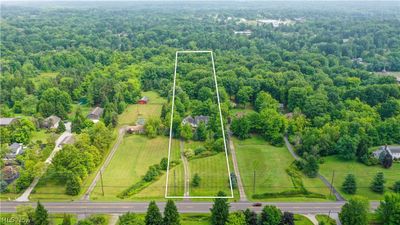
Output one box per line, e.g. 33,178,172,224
0,201,379,214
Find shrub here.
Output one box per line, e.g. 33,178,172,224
192,173,201,187
194,146,206,155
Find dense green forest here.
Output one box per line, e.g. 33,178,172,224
1,1,400,194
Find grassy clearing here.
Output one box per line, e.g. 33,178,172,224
294,214,313,225
91,135,174,201
118,91,166,126
319,156,400,200
234,136,331,202
68,103,92,120
316,214,336,225
189,153,232,197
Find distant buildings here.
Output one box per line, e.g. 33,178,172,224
256,19,294,27
182,115,209,128
138,96,149,104
234,30,252,36
0,118,17,126
87,107,104,123
373,145,400,160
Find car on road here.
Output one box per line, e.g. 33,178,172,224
252,202,262,207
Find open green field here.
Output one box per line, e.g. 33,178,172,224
189,153,233,197
319,156,400,200
118,91,166,126
234,136,331,202
91,135,175,201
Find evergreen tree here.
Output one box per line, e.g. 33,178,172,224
145,201,162,225
163,200,180,225
339,197,369,225
243,209,258,225
192,173,201,187
342,174,357,194
61,214,72,225
210,191,229,225
259,205,282,225
34,202,49,225
281,212,294,225
371,172,386,193
195,122,207,141
382,152,393,168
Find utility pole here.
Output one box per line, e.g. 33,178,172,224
100,169,104,196
253,170,256,194
329,170,335,198
174,170,176,196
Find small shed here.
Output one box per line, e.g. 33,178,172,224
43,115,61,129
127,125,145,134
0,118,17,126
87,107,104,122
138,96,149,104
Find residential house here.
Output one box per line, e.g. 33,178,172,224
4,143,24,161
138,96,149,104
42,115,61,129
373,145,400,160
182,115,209,128
87,107,104,122
0,118,17,126
127,118,146,134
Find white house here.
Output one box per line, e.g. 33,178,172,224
373,145,400,160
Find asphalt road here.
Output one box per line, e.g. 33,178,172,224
0,201,380,214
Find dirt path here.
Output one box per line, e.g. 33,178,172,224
284,135,345,201
227,131,248,202
180,139,190,197
82,126,127,200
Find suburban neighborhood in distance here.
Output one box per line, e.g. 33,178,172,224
0,1,400,225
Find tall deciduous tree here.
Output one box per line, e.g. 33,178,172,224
376,193,400,225
339,197,369,225
259,205,282,225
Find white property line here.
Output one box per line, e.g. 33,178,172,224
165,50,234,199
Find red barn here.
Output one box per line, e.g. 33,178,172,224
138,96,149,104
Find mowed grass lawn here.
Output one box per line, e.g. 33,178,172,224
235,136,331,202
118,91,166,126
319,156,400,200
189,153,233,197
91,135,172,201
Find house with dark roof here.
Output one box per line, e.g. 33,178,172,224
0,118,17,126
87,107,104,122
373,145,400,160
42,115,61,129
138,96,149,104
182,115,209,128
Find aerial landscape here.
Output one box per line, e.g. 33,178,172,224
0,1,399,225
